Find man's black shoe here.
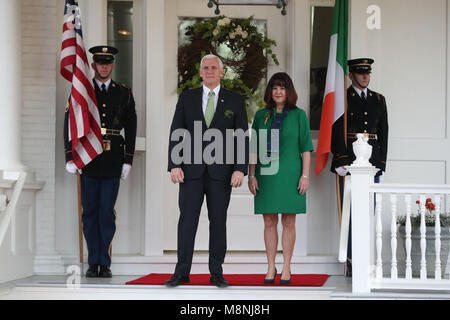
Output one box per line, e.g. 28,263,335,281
165,274,190,287
210,274,229,288
99,265,112,278
345,262,352,278
85,265,99,278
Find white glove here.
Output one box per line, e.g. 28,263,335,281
121,164,132,180
65,162,78,174
335,166,349,176
378,171,384,183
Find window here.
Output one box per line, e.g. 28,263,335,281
309,6,334,130
107,0,133,88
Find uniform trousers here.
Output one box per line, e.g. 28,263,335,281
174,171,232,276
81,175,120,267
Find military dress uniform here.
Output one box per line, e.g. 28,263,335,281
64,46,137,277
330,58,389,276
331,87,388,174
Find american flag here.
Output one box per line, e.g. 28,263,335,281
60,0,103,169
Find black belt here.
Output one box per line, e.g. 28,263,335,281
347,132,378,140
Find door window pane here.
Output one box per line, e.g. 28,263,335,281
310,6,334,130
107,1,133,88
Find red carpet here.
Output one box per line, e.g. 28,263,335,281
126,273,329,287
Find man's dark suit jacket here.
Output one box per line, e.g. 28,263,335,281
168,86,249,181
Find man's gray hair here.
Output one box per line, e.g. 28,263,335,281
200,54,224,70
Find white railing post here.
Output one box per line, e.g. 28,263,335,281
434,195,442,280
348,134,379,293
375,193,383,280
405,194,413,279
390,194,398,279
419,195,427,279
348,165,378,293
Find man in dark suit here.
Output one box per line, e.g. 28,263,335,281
166,54,249,288
330,58,389,276
64,45,137,278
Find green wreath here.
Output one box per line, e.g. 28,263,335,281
178,15,279,121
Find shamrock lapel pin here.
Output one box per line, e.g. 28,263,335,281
264,112,271,125
224,109,234,118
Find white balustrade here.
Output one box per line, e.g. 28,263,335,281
355,183,450,292
346,133,450,292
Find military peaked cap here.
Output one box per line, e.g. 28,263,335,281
348,58,374,74
89,45,119,64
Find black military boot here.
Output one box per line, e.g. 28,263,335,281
99,265,112,278
85,264,99,278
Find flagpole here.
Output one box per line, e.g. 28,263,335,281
76,172,84,270
344,76,348,147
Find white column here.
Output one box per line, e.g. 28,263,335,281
288,0,310,257
348,165,378,293
0,0,26,179
78,0,107,50
144,0,165,256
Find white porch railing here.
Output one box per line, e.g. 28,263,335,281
344,135,450,293
368,184,450,291
0,171,27,246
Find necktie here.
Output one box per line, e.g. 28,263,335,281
101,83,106,93
361,91,366,101
205,90,215,127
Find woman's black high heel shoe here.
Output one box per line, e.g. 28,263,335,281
263,268,277,284
279,271,291,285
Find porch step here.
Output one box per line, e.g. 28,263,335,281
59,253,344,276
0,284,334,300
2,276,450,300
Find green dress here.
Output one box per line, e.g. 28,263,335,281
251,107,314,214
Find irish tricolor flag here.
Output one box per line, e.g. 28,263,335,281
315,0,348,175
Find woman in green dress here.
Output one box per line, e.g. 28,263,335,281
248,72,313,284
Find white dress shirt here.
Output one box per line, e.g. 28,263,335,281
352,85,368,98
202,84,220,115
95,78,112,92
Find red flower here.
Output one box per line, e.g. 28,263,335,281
426,198,432,203
416,200,420,204
425,202,436,211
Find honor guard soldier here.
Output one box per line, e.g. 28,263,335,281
330,58,389,276
64,45,137,278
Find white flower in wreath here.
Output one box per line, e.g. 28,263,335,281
213,28,220,36
217,18,231,27
241,31,248,39
235,25,243,33
229,32,236,39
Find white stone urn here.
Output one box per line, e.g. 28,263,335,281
352,133,372,166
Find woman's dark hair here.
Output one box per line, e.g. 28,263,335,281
263,72,298,110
